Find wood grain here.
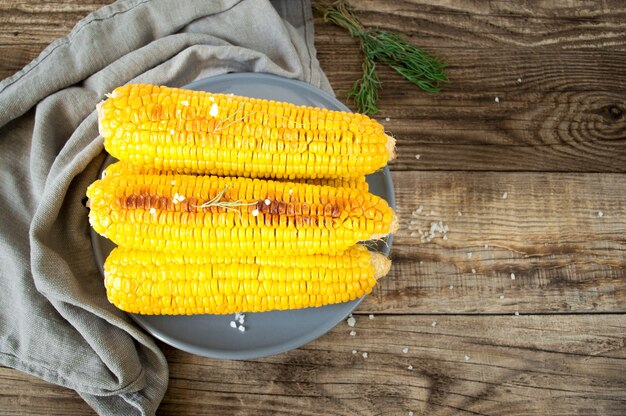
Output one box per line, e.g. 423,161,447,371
2,315,624,416
1,0,625,415
362,171,626,314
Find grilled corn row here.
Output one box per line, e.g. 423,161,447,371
87,173,397,255
102,160,369,191
97,84,395,180
104,245,391,315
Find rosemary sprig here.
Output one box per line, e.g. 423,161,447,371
317,1,448,115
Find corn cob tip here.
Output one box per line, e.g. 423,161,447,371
371,252,392,279
385,134,397,160
370,212,399,240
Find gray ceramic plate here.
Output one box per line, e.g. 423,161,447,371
91,72,395,359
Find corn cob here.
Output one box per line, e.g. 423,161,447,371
102,160,369,191
104,244,391,315
87,173,397,255
97,84,395,180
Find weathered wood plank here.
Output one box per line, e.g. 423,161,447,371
1,314,624,416
357,171,626,314
328,0,626,51
315,41,626,172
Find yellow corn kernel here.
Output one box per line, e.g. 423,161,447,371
103,245,391,315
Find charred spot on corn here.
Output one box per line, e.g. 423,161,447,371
86,173,396,255
99,84,395,180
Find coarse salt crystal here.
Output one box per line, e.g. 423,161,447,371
407,365,413,370
443,235,448,241
471,269,476,274
484,244,489,248
209,96,215,102
251,209,259,217
264,198,271,206
464,354,470,361
415,154,421,160
510,273,516,280
347,317,356,327
467,252,473,259
385,117,390,122
502,192,508,199
598,211,604,217
500,295,505,299
402,347,409,354
362,352,368,359
408,412,414,416
209,103,219,117
431,321,437,327
169,130,175,135
514,311,520,316
229,321,237,328
149,208,156,215
352,350,357,355
457,211,463,216
238,325,246,332
517,78,522,83
369,314,375,320
350,330,356,336
495,97,500,103
449,285,454,289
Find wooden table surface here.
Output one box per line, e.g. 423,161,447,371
1,1,625,415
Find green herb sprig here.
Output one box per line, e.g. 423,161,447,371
316,1,448,115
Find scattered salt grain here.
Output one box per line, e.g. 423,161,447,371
369,314,375,320
449,285,454,290
502,191,508,199
172,193,185,204
517,78,522,83
443,235,448,241
415,154,421,160
484,244,489,249
288,189,293,195
229,321,237,328
169,129,175,135
464,354,470,361
495,97,500,103
407,365,413,370
412,206,423,216
264,198,271,206
238,325,246,332
149,208,157,216
408,412,414,416
209,96,215,102
352,350,357,355
467,252,473,259
171,180,176,185
385,117,390,122
350,330,357,336
514,311,520,316
598,211,604,217
500,295,505,299
251,209,259,217
431,321,437,327
510,273,516,280
209,103,219,117
238,314,246,324
471,269,476,274
180,100,189,106
402,347,409,354
362,352,368,359
457,211,463,216
347,317,356,327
